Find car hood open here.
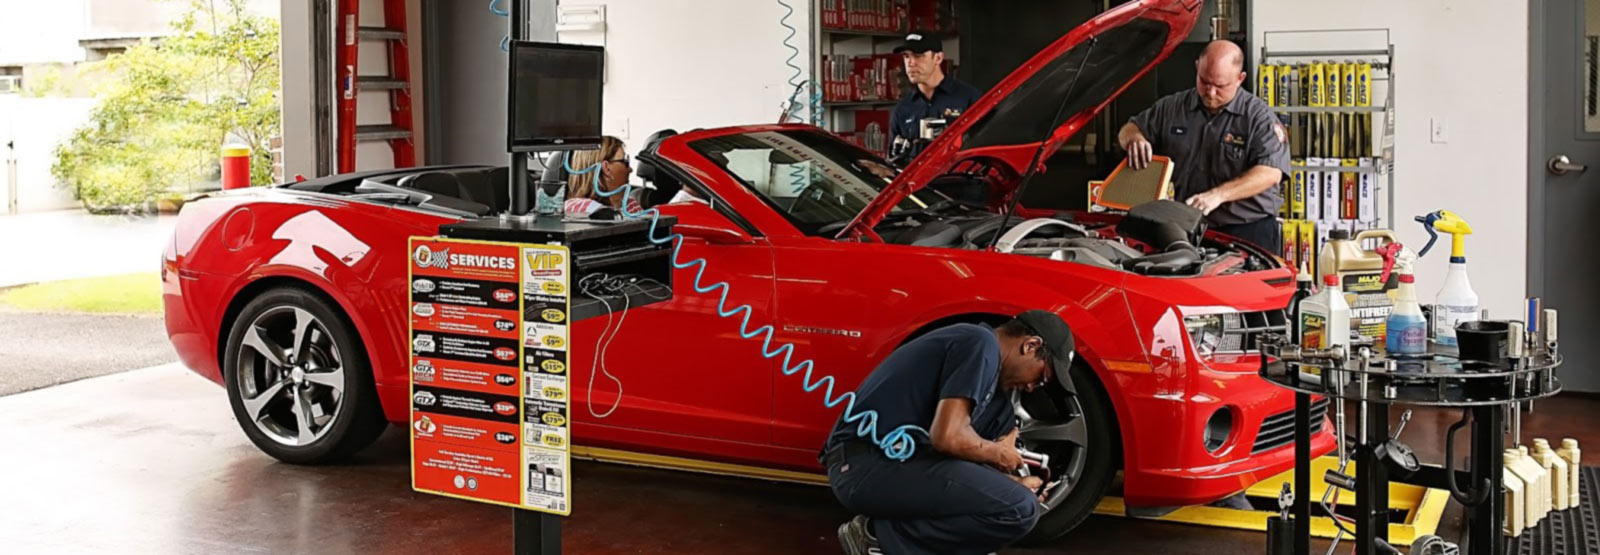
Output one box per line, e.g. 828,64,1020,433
840,0,1202,240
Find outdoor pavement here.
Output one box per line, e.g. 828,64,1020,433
0,308,175,396
4,362,1596,554
0,208,178,287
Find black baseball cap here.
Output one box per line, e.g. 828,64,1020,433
893,31,943,54
1015,310,1075,372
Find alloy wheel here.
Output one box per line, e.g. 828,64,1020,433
1014,385,1091,511
233,306,347,447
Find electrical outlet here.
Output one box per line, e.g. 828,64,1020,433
1431,117,1448,144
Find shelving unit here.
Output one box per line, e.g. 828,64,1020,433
1258,29,1395,273
809,0,959,158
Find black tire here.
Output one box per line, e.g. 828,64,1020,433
222,287,387,464
1016,359,1120,544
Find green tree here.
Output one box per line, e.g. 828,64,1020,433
52,0,280,213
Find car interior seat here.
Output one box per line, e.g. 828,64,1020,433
452,168,507,212
399,172,469,202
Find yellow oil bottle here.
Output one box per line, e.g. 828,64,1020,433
1316,228,1400,346
1506,447,1546,526
1533,440,1568,511
1504,451,1526,537
1557,439,1582,508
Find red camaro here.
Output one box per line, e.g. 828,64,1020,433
164,0,1332,540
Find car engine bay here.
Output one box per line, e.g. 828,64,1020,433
866,198,1276,277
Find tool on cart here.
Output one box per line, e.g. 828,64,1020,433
1413,211,1478,346
1256,302,1564,555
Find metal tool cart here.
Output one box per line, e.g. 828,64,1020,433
1255,314,1564,555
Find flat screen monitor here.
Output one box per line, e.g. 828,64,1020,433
508,41,603,153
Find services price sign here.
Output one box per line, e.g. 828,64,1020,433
408,237,572,515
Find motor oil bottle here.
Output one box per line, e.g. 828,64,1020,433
1534,438,1571,511
1504,451,1526,537
1299,274,1350,352
1317,228,1399,345
1505,447,1546,526
1385,272,1426,354
1519,446,1553,521
1288,263,1315,337
1557,439,1581,508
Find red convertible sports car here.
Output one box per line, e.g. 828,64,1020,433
164,0,1332,541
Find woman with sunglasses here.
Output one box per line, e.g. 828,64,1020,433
564,135,641,216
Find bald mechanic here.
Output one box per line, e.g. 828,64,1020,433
824,311,1075,555
1119,40,1290,250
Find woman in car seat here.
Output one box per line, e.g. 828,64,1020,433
565,135,641,216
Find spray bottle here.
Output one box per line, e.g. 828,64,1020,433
1414,210,1478,346
1380,245,1426,354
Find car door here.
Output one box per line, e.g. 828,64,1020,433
568,193,777,447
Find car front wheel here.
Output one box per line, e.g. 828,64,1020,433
222,287,387,464
1014,358,1119,544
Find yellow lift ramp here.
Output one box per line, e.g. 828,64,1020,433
1093,456,1449,546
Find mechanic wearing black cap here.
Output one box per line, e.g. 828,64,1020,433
824,310,1074,555
1118,40,1290,251
888,31,983,168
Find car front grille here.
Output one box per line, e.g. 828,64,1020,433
1213,309,1289,354
1252,398,1330,455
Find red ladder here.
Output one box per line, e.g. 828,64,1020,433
335,0,416,173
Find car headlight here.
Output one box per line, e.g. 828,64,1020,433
1184,312,1249,356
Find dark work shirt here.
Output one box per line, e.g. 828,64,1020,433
823,323,1012,456
892,76,984,159
1129,89,1291,226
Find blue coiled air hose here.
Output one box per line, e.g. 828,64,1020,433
565,158,926,461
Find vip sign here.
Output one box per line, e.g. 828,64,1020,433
408,237,572,516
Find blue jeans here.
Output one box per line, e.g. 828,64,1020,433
826,443,1040,555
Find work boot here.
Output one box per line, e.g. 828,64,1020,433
836,514,882,555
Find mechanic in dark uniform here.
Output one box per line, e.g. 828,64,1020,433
825,311,1074,555
1118,40,1290,250
888,31,983,168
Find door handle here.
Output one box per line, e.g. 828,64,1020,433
1548,154,1587,175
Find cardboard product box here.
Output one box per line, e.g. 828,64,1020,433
1290,160,1306,220
1282,220,1299,268
1341,158,1359,220
1305,158,1323,222
1322,162,1339,222
1358,157,1375,223
1299,220,1317,276
854,110,891,157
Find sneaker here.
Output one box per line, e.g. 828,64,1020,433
836,514,882,555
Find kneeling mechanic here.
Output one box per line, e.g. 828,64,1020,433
824,311,1074,555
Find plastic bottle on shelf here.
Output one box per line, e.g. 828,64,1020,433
1519,446,1552,521
1504,451,1526,537
1533,438,1570,511
1505,447,1546,527
1556,439,1582,509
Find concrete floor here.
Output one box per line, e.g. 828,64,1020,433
2,363,1595,554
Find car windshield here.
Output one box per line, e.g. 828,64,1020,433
686,130,939,234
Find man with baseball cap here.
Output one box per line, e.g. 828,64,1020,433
822,310,1074,555
888,31,983,168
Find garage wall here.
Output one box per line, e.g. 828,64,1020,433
555,0,814,152
1252,1,1529,320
